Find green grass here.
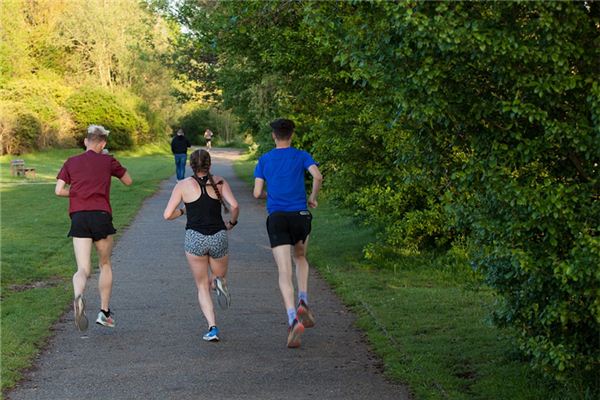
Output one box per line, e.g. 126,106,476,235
1,286,71,389
233,156,579,400
213,136,250,149
231,152,256,186
0,145,174,393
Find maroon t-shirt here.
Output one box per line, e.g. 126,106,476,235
57,150,127,215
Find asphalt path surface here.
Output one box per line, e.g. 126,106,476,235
8,149,410,400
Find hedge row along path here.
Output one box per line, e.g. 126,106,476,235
8,149,409,400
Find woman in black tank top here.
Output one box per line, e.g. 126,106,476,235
185,174,228,234
163,149,240,342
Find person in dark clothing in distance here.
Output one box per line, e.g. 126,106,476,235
171,129,191,180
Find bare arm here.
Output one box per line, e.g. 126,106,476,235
220,179,240,229
55,179,70,197
307,164,323,208
163,183,185,220
119,171,133,186
253,178,267,199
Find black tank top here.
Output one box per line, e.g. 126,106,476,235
185,175,227,235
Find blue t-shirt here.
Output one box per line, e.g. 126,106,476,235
254,147,317,214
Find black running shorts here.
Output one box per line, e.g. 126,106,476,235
266,210,312,248
68,211,116,241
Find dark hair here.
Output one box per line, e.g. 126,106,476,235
189,149,229,213
269,118,295,140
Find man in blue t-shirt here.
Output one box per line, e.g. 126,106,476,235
254,118,323,348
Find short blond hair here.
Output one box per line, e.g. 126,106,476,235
87,125,109,142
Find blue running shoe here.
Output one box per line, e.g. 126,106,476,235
214,277,231,310
203,326,220,342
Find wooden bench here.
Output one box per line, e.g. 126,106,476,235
10,159,36,178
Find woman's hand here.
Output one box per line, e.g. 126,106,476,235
226,220,238,230
163,184,184,220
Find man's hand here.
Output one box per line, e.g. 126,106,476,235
308,194,318,208
55,179,70,197
307,164,322,209
253,178,267,199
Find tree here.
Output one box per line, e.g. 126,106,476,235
1,0,182,153
176,0,599,387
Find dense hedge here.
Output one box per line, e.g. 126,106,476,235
65,86,149,150
177,105,212,144
0,77,167,153
0,76,76,152
0,101,42,154
179,0,599,387
0,79,168,154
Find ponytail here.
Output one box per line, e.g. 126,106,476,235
190,148,229,213
207,173,229,213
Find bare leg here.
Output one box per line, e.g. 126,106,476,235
293,236,310,295
272,245,295,311
72,238,93,297
186,252,216,328
94,236,114,311
209,254,229,283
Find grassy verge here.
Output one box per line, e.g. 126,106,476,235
233,156,576,400
0,144,174,393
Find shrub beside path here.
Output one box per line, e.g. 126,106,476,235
7,149,409,400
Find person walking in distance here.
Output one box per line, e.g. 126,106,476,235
171,129,191,181
253,118,323,348
55,125,133,331
204,129,214,150
163,149,239,342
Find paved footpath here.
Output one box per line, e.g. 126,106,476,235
8,149,410,400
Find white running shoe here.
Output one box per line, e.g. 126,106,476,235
73,295,88,332
95,311,115,328
214,277,231,309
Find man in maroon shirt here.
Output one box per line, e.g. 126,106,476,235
55,125,132,331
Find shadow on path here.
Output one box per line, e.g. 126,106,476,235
7,148,410,400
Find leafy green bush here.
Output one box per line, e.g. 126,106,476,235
0,101,42,154
113,88,168,145
65,86,149,150
307,1,599,383
0,75,76,149
136,102,169,144
177,105,212,144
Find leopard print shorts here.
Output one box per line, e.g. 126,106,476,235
184,229,228,259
